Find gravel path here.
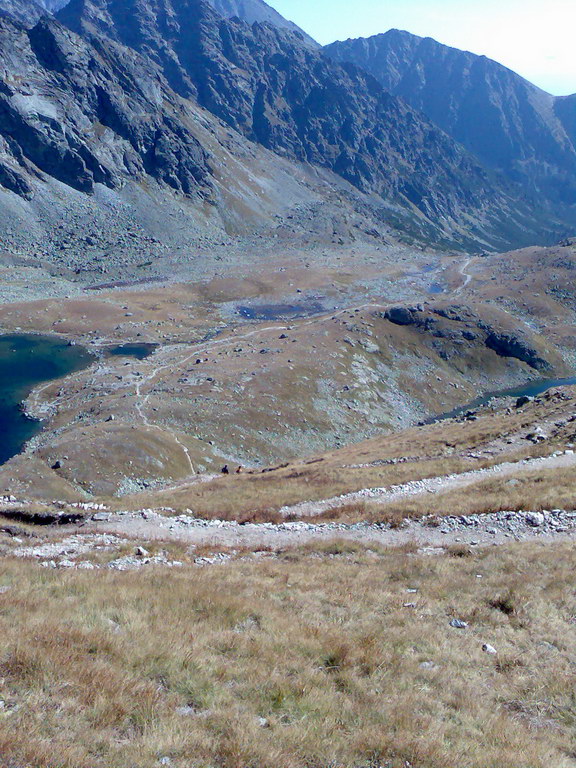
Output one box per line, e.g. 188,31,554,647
454,256,474,294
6,450,576,568
69,450,576,555
8,501,576,570
85,504,576,555
278,451,576,518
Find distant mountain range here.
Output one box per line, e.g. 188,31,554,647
324,30,576,207
0,0,573,252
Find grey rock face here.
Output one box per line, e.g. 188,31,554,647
450,618,468,629
482,643,497,655
0,15,212,197
384,307,418,326
206,0,317,47
556,94,576,148
485,331,551,372
0,0,68,25
382,304,553,371
0,0,44,25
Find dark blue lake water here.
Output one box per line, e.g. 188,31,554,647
105,343,157,360
0,335,93,465
236,302,325,320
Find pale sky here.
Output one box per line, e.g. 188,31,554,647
271,0,576,96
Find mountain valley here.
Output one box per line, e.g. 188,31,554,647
0,1,574,766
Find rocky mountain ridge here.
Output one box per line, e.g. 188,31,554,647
0,0,571,254
324,30,576,216
0,0,66,24
206,0,317,46
54,0,566,248
0,15,213,199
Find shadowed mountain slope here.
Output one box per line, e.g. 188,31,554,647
324,30,576,212
556,94,576,147
0,0,570,250
0,15,212,197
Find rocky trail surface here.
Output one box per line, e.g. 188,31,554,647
278,450,576,518
8,501,576,570
4,449,576,568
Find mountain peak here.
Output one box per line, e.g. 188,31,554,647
53,0,539,248
324,31,576,210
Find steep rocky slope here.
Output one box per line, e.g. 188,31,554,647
556,93,576,147
0,0,68,24
0,0,44,23
38,0,67,9
55,0,564,249
206,0,317,46
324,30,576,213
0,15,213,198
0,0,570,252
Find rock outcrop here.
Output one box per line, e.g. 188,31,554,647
484,331,551,372
0,15,212,197
384,304,553,371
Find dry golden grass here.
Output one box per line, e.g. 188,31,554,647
1,542,576,767
361,464,576,525
125,388,575,522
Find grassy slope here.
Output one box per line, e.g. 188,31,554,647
124,387,576,520
1,543,576,767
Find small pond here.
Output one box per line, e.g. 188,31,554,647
105,343,157,361
236,301,325,321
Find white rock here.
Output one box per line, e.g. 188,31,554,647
526,512,545,527
450,618,468,629
482,643,498,655
135,546,150,557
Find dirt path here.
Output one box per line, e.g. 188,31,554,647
125,301,392,482
87,503,576,555
454,256,474,294
8,450,576,564
74,450,576,555
278,451,576,518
